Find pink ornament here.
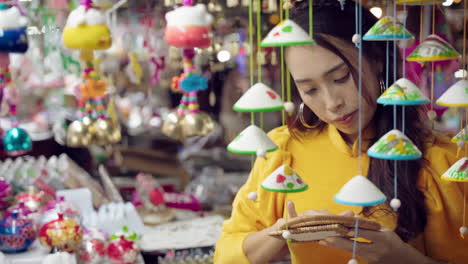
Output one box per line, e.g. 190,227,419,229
107,236,139,264
0,54,10,68
78,228,108,264
0,179,13,210
38,213,83,253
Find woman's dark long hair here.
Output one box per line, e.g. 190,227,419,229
287,1,431,242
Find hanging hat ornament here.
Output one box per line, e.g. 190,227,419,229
377,78,430,106
368,130,422,160
261,165,307,193
0,4,32,157
396,0,444,5
406,34,461,62
62,0,119,147
363,16,414,41
162,1,216,141
227,125,278,156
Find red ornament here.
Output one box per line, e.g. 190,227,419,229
267,91,277,99
276,175,286,183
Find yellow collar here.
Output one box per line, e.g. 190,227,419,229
327,124,376,157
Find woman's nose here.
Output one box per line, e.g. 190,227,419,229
324,92,345,113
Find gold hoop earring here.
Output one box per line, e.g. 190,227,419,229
379,79,386,94
299,103,322,129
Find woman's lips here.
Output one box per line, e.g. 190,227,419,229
334,110,357,125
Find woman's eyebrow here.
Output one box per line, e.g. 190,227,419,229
294,62,347,84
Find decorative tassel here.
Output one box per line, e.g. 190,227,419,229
227,0,240,7
164,0,173,7
258,50,266,65
267,0,278,12
271,50,278,66
283,0,294,9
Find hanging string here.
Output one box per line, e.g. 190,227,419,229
256,0,262,82
393,0,399,207
357,0,363,176
463,184,466,239
402,2,407,79
463,0,467,80
249,0,254,87
419,7,423,44
249,0,255,125
309,0,313,37
286,8,292,104
430,2,436,115
280,0,285,125
386,42,389,90
352,1,363,260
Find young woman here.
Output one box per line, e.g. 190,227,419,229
215,1,468,263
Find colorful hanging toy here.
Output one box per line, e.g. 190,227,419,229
162,1,215,141
62,0,121,147
0,3,32,156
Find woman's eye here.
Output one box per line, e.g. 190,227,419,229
305,88,317,95
334,72,350,84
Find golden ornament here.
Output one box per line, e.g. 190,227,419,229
66,120,93,147
181,112,215,138
162,112,185,141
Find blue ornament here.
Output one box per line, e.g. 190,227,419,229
0,211,36,253
3,127,32,156
180,74,208,93
0,27,29,53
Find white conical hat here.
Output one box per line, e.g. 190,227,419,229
260,19,314,47
406,34,460,62
363,16,414,41
436,80,468,107
377,78,429,105
233,83,284,112
334,175,386,206
441,157,468,182
396,0,444,5
227,125,278,155
261,165,307,193
451,126,468,143
368,129,422,160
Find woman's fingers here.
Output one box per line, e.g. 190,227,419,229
339,210,355,217
287,200,298,217
319,237,354,252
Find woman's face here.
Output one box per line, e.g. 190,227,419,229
286,39,380,140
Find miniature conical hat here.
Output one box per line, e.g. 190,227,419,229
451,126,468,143
441,158,468,182
233,83,284,112
334,175,386,206
261,165,308,193
377,78,429,105
368,129,422,160
260,19,314,47
436,80,468,107
396,0,444,5
406,34,460,62
363,16,414,41
227,125,278,155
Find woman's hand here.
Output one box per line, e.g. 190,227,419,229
318,227,441,264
